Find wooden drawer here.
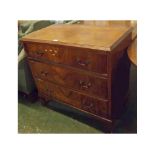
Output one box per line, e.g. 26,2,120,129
24,42,107,74
29,60,108,99
36,78,109,117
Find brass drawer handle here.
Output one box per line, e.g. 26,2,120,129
41,71,48,76
49,49,58,56
79,80,92,89
76,58,90,67
36,51,44,56
83,102,94,110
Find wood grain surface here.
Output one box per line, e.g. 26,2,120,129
21,24,132,51
36,78,109,118
29,60,108,100
24,42,108,74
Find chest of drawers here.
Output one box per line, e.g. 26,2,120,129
21,24,132,132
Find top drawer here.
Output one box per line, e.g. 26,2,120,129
24,42,107,74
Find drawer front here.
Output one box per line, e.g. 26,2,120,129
24,42,107,74
36,78,108,117
29,60,108,99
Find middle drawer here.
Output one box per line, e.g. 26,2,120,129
29,60,108,99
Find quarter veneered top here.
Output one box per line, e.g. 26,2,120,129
21,24,132,51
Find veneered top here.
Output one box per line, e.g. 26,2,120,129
21,24,132,51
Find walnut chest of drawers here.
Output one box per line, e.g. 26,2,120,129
21,24,132,131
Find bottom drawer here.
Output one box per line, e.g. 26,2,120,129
35,78,109,118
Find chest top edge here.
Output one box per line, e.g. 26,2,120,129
21,25,132,52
